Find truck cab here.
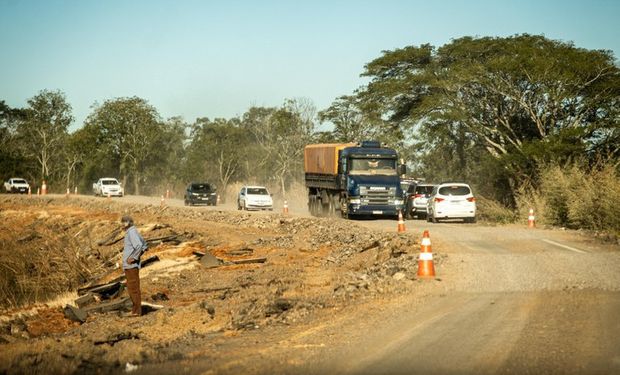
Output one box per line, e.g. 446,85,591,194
338,141,405,218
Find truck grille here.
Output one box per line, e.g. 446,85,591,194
360,186,394,205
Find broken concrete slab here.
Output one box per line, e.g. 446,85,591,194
78,281,123,299
64,304,87,323
84,297,132,315
75,293,97,308
199,251,223,268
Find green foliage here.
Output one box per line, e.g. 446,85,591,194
348,34,619,206
14,90,73,188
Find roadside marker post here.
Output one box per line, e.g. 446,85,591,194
66,188,70,197
283,200,289,214
28,186,31,197
74,186,78,195
160,195,165,208
41,180,47,195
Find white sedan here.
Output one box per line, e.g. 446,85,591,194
237,186,274,211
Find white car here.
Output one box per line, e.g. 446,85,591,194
4,178,30,194
237,186,273,211
427,182,476,223
93,178,124,197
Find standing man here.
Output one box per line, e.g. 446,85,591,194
121,215,148,316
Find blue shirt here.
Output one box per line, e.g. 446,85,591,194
123,226,147,270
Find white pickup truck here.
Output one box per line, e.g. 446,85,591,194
93,178,124,197
4,178,30,194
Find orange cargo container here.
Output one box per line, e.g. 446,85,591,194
304,143,356,175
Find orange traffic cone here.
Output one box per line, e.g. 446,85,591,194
283,200,289,214
528,208,536,228
397,210,406,233
417,230,436,278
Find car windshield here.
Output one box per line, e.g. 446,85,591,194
438,185,471,196
247,188,269,195
13,179,27,184
349,158,397,175
416,186,434,195
102,180,119,185
192,184,212,192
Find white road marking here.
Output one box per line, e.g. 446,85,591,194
541,239,587,253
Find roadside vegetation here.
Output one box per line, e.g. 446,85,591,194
1,34,618,233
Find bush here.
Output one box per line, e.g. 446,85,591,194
516,162,620,233
475,195,518,224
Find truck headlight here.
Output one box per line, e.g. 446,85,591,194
349,198,361,204
394,199,404,205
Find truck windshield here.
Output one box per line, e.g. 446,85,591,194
349,158,397,175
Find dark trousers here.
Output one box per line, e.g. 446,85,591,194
124,268,142,315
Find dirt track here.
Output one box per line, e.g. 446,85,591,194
1,194,619,374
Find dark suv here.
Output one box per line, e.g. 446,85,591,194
184,182,217,206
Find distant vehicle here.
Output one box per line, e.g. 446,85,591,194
405,183,436,219
4,178,30,194
427,182,476,223
92,178,124,197
237,186,273,211
184,182,217,206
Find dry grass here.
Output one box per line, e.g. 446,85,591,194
516,163,620,233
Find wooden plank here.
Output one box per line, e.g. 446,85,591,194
230,257,267,265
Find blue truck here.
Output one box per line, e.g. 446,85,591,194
304,141,406,218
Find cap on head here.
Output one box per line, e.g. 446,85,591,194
121,215,134,226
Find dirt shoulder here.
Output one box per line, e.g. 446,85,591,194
0,195,434,374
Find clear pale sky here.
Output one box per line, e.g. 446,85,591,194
1,0,619,131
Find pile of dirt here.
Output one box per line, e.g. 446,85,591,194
0,195,437,374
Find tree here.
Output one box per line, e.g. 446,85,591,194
351,35,620,201
15,90,73,185
0,101,29,181
84,97,162,195
318,95,378,141
244,99,316,197
185,117,247,201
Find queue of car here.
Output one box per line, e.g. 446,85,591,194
402,180,476,223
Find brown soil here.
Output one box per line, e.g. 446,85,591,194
0,195,426,374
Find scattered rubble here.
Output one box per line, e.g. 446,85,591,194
0,195,432,374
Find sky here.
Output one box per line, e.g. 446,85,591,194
1,0,619,132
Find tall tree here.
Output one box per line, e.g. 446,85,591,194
244,99,316,197
16,90,73,185
84,97,162,195
352,35,620,200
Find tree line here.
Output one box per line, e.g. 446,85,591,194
2,34,619,211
